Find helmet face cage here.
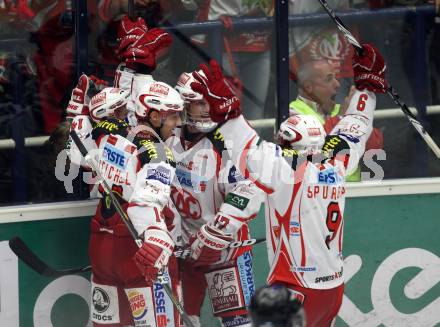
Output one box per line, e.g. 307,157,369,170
176,71,217,133
278,115,326,153
183,100,217,133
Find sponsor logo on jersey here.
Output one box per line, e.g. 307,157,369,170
315,267,343,284
289,221,300,236
291,266,317,272
318,167,343,185
228,166,245,183
103,144,128,169
282,148,299,158
92,286,118,323
147,166,171,185
139,139,159,160
221,315,252,327
92,287,110,313
237,252,255,306
153,281,175,327
225,193,249,211
95,120,120,132
206,268,243,314
175,169,206,193
127,290,148,320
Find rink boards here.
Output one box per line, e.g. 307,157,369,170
0,178,439,327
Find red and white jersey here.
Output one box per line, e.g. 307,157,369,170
218,89,376,289
166,127,263,252
69,118,180,242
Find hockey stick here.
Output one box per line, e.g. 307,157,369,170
69,131,195,327
9,236,91,278
9,236,266,278
318,0,440,159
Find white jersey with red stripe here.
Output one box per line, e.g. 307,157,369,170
217,89,376,289
166,126,263,258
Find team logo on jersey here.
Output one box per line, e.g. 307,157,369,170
170,187,202,220
147,166,171,185
318,167,343,185
103,144,128,169
126,290,148,320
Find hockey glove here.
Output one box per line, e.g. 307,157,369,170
66,74,90,117
117,15,148,54
190,224,233,267
119,27,172,70
133,227,174,286
190,59,241,123
353,43,387,93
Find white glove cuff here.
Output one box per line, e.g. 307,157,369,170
196,225,231,250
144,228,174,255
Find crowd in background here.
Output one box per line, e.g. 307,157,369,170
0,0,438,204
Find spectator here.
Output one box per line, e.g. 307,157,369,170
289,0,355,104
189,0,273,120
289,59,384,181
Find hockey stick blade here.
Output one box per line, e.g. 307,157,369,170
9,236,91,278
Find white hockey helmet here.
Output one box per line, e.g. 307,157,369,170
134,80,184,120
175,71,205,101
277,115,326,152
89,87,130,122
175,70,217,133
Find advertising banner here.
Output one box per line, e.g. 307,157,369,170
0,192,439,326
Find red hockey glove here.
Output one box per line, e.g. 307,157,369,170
190,60,241,123
353,43,388,93
133,227,174,286
66,74,90,117
117,15,148,54
190,224,233,267
119,28,172,70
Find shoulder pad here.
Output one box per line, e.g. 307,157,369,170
322,135,350,158
92,118,129,140
136,138,175,167
206,127,226,154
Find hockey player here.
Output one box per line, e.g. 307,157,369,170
165,71,263,326
68,15,186,327
86,78,184,327
188,43,387,326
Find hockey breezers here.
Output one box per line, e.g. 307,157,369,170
69,130,195,327
318,0,440,159
9,236,265,277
